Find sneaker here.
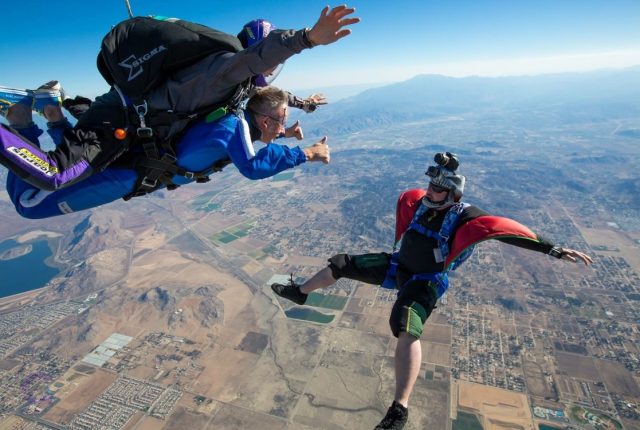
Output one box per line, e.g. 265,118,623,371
374,401,408,430
32,80,67,116
271,274,308,305
0,86,34,118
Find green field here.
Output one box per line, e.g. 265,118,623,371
198,203,220,212
570,406,622,430
285,308,335,324
306,293,349,310
190,190,222,208
212,231,237,244
452,411,483,430
211,221,255,244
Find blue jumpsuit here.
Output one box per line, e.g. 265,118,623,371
6,113,306,219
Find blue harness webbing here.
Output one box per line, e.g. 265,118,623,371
380,201,475,298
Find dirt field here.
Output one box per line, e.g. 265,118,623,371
423,341,451,366
43,368,118,425
128,414,165,430
161,406,215,430
286,255,329,267
209,403,288,429
132,227,166,252
338,311,390,336
295,349,387,429
0,358,20,371
423,322,452,344
555,352,600,381
523,360,553,398
242,259,265,276
0,416,27,430
457,380,534,430
578,226,640,269
198,347,261,401
353,284,378,299
595,358,640,397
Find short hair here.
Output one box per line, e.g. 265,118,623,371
247,86,288,116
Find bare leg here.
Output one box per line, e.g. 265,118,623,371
394,332,421,407
6,104,33,128
299,267,337,294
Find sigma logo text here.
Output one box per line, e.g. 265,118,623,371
8,146,59,176
118,45,168,82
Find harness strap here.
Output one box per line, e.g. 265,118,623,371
120,80,251,201
406,272,448,298
380,201,472,297
407,221,442,240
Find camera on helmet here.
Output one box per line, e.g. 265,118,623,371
433,152,459,171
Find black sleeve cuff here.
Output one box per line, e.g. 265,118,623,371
548,246,564,259
302,28,316,48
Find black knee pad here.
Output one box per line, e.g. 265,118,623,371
327,253,349,280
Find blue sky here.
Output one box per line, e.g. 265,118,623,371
2,0,639,98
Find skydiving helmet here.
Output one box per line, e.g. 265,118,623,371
237,19,283,87
424,152,466,209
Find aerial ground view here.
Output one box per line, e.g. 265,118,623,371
1,1,640,430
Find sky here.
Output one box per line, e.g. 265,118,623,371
2,0,639,98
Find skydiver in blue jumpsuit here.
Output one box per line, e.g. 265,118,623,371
0,6,359,207
2,85,330,219
1,87,329,219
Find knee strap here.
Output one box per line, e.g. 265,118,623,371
389,300,430,339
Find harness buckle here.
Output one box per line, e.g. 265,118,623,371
134,101,149,129
137,127,153,138
184,171,195,179
141,177,157,189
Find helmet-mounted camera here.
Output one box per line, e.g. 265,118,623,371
423,152,465,209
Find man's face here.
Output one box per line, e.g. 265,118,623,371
426,182,449,206
258,104,288,142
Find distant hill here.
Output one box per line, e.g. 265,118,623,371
298,67,640,137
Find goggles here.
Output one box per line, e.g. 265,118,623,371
428,182,449,193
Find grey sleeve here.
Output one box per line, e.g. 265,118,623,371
146,29,312,113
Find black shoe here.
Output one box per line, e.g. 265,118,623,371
271,274,308,305
374,401,408,430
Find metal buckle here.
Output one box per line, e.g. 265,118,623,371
137,127,153,138
141,177,157,188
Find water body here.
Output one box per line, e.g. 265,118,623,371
285,307,335,324
538,425,561,430
0,238,60,298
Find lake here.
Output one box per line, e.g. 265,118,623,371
0,238,61,298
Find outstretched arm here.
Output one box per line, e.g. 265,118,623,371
446,214,595,269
